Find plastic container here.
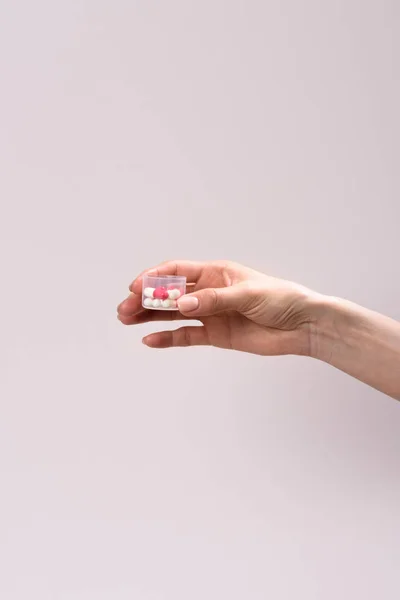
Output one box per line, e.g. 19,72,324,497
142,274,186,310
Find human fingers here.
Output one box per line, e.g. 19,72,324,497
117,309,193,326
129,260,207,294
177,283,253,317
117,289,196,319
142,325,209,348
117,293,142,317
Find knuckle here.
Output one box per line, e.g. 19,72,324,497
213,259,237,272
212,259,244,286
160,260,178,275
175,327,191,347
208,288,220,311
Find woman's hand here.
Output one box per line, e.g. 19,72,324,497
117,260,321,357
117,259,400,399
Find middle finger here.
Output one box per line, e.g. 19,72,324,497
118,308,195,325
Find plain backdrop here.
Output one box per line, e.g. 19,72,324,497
1,1,399,599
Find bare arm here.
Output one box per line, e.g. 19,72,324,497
311,297,400,400
118,260,400,401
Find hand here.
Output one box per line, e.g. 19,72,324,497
117,260,320,356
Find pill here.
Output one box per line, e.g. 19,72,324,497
152,299,162,308
144,287,155,298
143,297,153,308
153,286,169,300
161,299,173,308
167,288,181,300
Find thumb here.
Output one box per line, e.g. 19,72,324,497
177,285,247,316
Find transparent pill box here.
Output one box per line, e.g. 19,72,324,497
142,275,186,310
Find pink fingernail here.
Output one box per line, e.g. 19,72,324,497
178,296,199,312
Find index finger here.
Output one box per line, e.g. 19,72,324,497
129,260,206,294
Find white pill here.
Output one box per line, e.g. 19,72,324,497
143,297,153,308
167,288,181,300
161,299,173,308
152,299,162,308
144,287,155,298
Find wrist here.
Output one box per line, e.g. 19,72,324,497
307,294,400,400
307,294,357,363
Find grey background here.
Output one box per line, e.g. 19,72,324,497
1,1,399,599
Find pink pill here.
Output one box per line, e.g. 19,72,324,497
153,286,169,300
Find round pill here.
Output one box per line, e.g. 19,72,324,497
143,298,153,308
161,299,173,308
167,288,181,300
153,286,169,300
144,287,155,298
152,299,162,308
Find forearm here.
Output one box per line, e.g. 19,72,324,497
310,296,400,400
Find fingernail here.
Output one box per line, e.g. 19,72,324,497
178,296,199,312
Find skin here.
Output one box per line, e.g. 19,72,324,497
117,260,400,401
